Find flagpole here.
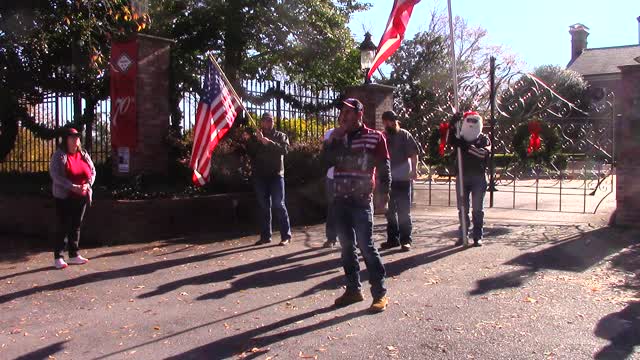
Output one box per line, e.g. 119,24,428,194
207,53,257,127
447,0,469,246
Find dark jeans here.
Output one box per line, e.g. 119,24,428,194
456,175,487,240
254,176,292,241
386,180,412,245
325,178,337,243
54,197,87,259
335,201,386,299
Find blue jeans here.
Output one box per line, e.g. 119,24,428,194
386,181,412,245
456,175,487,240
325,178,337,243
253,176,292,241
334,201,386,298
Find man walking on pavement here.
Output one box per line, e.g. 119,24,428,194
243,113,292,246
379,110,420,252
322,98,391,313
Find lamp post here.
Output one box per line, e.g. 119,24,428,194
359,32,377,84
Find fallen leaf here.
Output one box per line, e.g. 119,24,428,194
153,326,160,331
386,345,398,351
180,292,189,296
524,297,537,303
298,351,318,359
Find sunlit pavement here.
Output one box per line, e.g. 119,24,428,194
1,199,638,360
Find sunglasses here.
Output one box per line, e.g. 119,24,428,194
466,118,479,124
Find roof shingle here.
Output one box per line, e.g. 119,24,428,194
567,45,640,75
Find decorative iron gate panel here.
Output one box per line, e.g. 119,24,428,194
414,73,616,214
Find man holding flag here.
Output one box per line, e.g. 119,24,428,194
242,113,292,246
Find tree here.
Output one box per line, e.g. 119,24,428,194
380,10,523,148
0,0,147,161
145,0,367,131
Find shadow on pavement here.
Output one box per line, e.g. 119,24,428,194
594,302,640,359
165,306,367,360
469,227,633,296
138,247,327,299
594,238,640,358
0,243,262,305
14,341,67,360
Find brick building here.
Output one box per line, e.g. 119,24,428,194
566,20,640,111
566,18,640,227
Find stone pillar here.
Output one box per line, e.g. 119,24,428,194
114,34,174,176
343,84,395,130
616,64,640,227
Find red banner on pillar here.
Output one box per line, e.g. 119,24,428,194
110,39,138,148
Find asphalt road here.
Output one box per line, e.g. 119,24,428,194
0,203,638,360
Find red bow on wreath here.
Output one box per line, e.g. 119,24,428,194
439,122,450,156
527,120,542,155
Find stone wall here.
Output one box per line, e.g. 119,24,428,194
0,182,327,251
616,64,640,227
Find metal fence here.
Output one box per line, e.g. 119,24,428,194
0,79,341,173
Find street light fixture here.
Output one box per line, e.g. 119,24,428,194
359,32,377,84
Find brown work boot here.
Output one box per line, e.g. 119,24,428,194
369,296,389,313
334,290,365,307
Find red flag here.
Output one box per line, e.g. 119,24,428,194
189,59,241,186
367,0,420,79
110,39,138,148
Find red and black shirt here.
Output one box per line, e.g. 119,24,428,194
323,125,391,206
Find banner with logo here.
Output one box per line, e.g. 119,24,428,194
110,39,138,148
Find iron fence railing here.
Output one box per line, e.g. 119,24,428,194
1,79,341,173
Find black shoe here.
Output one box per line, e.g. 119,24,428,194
454,238,464,246
379,242,400,251
473,239,483,247
279,238,291,246
323,240,337,248
400,244,411,252
254,238,272,246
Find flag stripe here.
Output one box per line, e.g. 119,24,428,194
189,59,240,186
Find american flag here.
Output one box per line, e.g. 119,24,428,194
189,59,240,186
367,0,420,79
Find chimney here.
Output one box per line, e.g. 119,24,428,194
569,23,589,63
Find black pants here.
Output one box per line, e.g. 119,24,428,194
54,197,87,259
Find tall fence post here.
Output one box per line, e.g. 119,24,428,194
488,56,497,207
276,80,282,131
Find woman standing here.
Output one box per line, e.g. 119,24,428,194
49,128,96,269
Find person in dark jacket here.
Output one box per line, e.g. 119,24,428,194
242,113,292,246
448,111,491,247
49,128,96,269
322,98,391,313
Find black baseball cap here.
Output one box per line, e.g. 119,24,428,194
382,110,398,121
64,128,81,137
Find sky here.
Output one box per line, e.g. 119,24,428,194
349,0,639,72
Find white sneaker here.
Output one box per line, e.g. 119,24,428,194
68,255,89,265
54,258,68,269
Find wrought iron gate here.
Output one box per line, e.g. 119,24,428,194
414,73,616,214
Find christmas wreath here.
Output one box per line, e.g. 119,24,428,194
511,119,562,167
425,122,454,167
